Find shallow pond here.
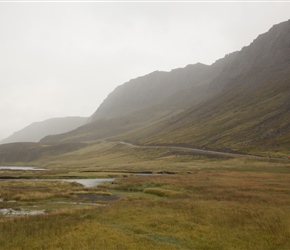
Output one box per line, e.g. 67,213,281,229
60,178,115,188
0,178,115,217
0,166,46,171
0,178,115,188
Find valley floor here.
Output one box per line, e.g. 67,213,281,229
1,142,290,249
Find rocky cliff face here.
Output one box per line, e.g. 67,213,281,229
210,20,290,93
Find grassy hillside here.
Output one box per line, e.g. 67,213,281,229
124,64,290,157
1,20,290,164
111,20,290,157
39,20,290,158
0,142,87,164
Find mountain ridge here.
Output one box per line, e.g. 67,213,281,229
0,116,88,144
90,62,215,121
42,19,290,157
1,19,290,164
125,19,290,155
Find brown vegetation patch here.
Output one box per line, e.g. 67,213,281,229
76,193,120,202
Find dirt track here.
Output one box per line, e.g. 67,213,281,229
119,141,287,161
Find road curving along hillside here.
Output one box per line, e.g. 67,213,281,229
119,141,288,161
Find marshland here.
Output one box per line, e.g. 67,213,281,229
1,142,290,250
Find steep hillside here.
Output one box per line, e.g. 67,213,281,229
90,63,219,122
1,117,87,144
7,19,290,159
44,20,290,156
42,62,223,143
123,20,290,156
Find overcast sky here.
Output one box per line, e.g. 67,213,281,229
0,1,289,141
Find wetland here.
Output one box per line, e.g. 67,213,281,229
1,147,290,249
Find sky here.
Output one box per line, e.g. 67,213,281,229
0,1,290,141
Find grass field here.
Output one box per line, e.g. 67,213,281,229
1,142,290,249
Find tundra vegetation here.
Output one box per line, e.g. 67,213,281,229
1,142,290,250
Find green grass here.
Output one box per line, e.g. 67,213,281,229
8,140,285,174
117,72,290,158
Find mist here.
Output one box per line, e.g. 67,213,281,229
0,2,290,140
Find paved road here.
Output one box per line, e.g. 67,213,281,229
119,141,287,161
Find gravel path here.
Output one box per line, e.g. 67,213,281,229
119,141,287,161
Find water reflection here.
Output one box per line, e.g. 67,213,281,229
0,178,115,188
63,178,115,188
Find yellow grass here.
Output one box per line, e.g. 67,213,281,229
1,169,290,249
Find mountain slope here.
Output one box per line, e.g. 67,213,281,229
15,19,290,158
42,19,290,157
1,116,87,144
90,63,218,122
122,20,290,156
42,62,223,143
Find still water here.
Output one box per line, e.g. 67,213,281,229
0,177,114,188
59,178,115,188
0,166,46,170
0,166,114,187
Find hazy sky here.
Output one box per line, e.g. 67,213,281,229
0,1,290,141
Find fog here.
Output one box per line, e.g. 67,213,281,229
0,2,289,140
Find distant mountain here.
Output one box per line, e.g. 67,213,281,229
0,117,88,144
